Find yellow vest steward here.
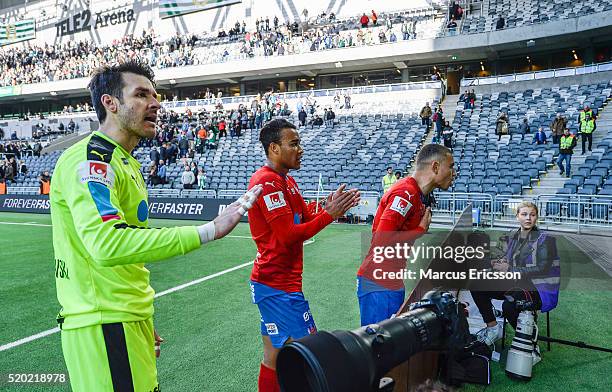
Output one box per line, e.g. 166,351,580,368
382,174,397,192
582,120,595,134
560,136,574,150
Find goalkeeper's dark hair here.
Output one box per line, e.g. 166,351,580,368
88,60,156,124
415,144,452,169
259,119,297,156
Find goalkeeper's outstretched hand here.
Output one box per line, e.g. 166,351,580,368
213,185,263,239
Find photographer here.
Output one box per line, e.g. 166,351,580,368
470,202,559,359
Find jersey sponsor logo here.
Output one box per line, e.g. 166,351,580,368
263,181,276,188
265,323,279,335
263,191,286,211
390,196,412,216
308,325,317,335
79,160,115,188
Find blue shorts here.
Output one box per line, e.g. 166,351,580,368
250,281,317,348
357,277,405,326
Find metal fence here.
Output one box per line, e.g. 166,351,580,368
434,192,612,234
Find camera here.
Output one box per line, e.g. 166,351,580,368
276,290,470,392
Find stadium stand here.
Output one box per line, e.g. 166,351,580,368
447,81,611,197
459,0,612,34
0,7,445,88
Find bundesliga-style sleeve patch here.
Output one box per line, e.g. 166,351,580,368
389,196,412,217
263,191,287,211
78,160,116,188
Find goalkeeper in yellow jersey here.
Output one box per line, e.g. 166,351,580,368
51,60,262,392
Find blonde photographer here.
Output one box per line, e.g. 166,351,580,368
470,202,560,361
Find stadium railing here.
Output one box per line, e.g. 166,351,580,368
434,192,612,233
461,61,612,87
161,81,443,111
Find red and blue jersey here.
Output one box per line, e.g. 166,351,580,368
357,177,427,290
248,166,333,293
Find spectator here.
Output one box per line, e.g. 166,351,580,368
533,127,547,144
39,170,51,194
33,141,42,157
389,30,397,42
166,142,178,164
371,10,378,26
218,118,227,138
468,89,476,109
394,171,402,181
150,146,160,164
312,114,323,127
557,128,577,178
381,166,397,193
325,107,335,128
18,160,27,177
4,158,14,185
433,108,445,143
344,93,351,109
298,107,307,127
158,160,167,184
519,118,531,134
401,19,411,40
178,133,189,158
579,105,596,154
442,122,454,149
496,16,505,30
496,111,509,140
420,102,432,128
181,165,196,189
459,90,470,109
197,167,207,190
360,13,369,28
147,162,158,186
447,18,457,35
550,113,566,144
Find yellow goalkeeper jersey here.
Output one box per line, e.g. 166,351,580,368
51,131,200,330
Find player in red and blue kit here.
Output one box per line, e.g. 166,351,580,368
248,119,360,392
357,144,455,326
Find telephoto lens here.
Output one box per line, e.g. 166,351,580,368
276,291,468,392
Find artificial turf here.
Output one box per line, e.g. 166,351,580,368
0,212,610,391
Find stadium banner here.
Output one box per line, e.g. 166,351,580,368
0,19,36,46
0,195,246,222
159,0,242,19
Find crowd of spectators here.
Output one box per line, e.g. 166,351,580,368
0,8,440,87
0,140,43,186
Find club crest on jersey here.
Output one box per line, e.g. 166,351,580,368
390,196,412,216
265,323,279,335
263,191,286,211
79,160,115,187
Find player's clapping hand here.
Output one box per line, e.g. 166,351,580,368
213,185,263,239
324,184,360,219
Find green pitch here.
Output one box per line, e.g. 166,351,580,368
0,212,610,391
